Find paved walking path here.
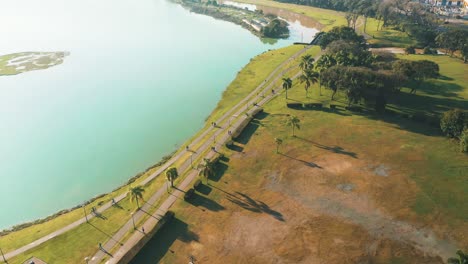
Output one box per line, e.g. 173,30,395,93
4,45,314,262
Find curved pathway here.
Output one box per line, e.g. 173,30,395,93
3,44,314,262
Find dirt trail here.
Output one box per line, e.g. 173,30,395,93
266,170,458,261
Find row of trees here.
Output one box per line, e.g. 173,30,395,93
288,27,440,112
436,29,468,62
127,157,219,210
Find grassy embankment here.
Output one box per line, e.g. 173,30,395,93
136,53,467,263
2,45,315,264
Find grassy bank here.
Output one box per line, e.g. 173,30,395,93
2,44,318,263
137,53,467,264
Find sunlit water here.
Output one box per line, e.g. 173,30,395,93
0,0,317,229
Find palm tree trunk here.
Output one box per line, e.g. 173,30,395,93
364,16,367,33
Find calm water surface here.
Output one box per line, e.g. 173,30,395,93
0,0,316,229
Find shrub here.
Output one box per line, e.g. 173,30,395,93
460,129,468,153
184,188,195,200
440,109,467,138
423,46,436,55
405,46,416,54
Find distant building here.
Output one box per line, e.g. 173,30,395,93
430,0,463,6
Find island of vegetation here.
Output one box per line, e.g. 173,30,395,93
174,0,290,39
0,52,69,76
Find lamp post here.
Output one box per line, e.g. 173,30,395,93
0,247,7,263
83,204,88,223
84,257,90,264
131,212,136,230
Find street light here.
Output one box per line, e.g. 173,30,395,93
131,212,136,230
0,247,7,263
190,153,193,168
84,257,90,264
82,204,88,223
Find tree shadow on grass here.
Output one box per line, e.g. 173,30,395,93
279,153,323,168
88,222,124,246
196,183,212,195
227,143,244,152
129,217,199,264
186,192,225,212
296,137,358,159
234,121,260,145
226,191,285,222
209,161,229,183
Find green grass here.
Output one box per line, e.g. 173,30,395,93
267,53,468,225
364,18,417,48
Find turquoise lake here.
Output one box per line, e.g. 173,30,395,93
0,0,317,229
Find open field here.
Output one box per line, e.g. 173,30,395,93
364,18,417,48
133,54,468,263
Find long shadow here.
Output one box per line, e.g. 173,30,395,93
405,78,462,98
186,192,225,212
112,202,123,210
296,137,358,159
93,211,108,220
279,153,323,168
129,217,199,264
227,143,244,152
140,208,162,221
88,223,124,246
226,192,284,222
234,121,260,145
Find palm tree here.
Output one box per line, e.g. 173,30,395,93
299,54,315,72
282,77,293,99
275,138,283,153
128,186,145,209
286,115,300,137
315,55,336,96
299,69,319,98
166,167,178,188
200,158,216,184
448,250,468,264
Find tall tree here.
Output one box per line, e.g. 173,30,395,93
200,158,216,183
129,186,145,209
166,167,178,188
282,77,293,99
275,138,283,154
286,115,301,137
299,69,319,97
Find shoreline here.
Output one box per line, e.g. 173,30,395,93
173,0,290,39
0,0,322,242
